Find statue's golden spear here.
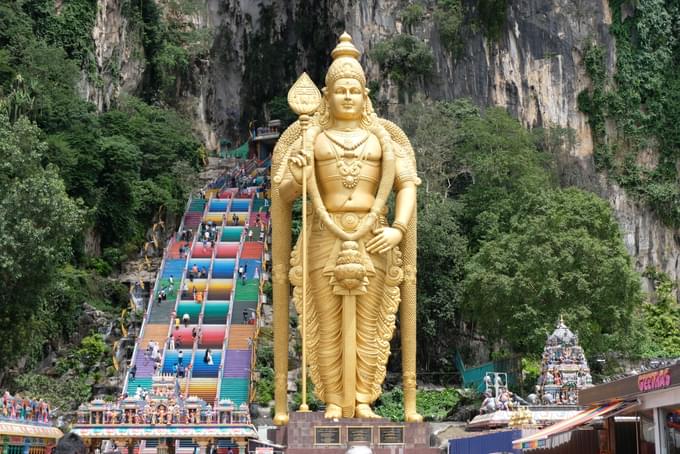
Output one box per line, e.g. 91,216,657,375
287,73,321,412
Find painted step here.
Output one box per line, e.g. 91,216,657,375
127,377,153,396
211,259,236,279
230,199,250,211
203,301,229,324
222,350,251,378
216,242,239,258
141,324,169,349
197,325,227,349
234,279,258,302
221,227,243,242
227,325,256,350
219,378,249,405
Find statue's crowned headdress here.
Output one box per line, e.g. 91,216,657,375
325,32,366,88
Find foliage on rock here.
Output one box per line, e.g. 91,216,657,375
579,0,680,227
434,0,464,53
370,34,434,87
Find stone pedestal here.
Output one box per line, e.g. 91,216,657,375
273,411,439,454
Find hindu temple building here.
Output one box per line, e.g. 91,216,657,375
0,392,62,453
537,316,593,406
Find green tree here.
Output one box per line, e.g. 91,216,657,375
639,270,680,358
401,3,425,33
416,192,467,375
0,110,83,364
434,0,463,53
463,188,643,355
370,34,434,87
401,100,469,196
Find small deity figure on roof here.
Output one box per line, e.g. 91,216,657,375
158,404,168,425
554,370,562,386
545,370,554,385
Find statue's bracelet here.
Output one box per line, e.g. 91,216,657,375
392,221,408,235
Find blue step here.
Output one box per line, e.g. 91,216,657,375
192,350,222,377
230,199,250,211
209,199,229,212
212,259,236,279
162,259,186,278
236,259,261,280
162,349,191,374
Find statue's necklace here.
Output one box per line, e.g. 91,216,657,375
324,131,371,189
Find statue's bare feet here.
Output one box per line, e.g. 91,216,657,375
355,404,380,418
324,404,342,419
405,411,423,422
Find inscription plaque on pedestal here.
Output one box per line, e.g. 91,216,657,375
314,426,341,445
379,426,405,445
347,426,373,443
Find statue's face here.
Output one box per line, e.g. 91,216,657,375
328,77,365,121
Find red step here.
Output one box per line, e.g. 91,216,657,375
240,242,263,260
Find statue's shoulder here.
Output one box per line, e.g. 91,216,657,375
272,121,302,185
376,118,421,186
377,118,413,159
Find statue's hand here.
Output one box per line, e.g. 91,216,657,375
366,227,402,254
288,145,311,184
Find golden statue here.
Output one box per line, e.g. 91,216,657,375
271,32,422,423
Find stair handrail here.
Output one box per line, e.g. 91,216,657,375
182,195,211,400
175,194,196,242
123,239,170,394
158,195,203,380
249,222,268,403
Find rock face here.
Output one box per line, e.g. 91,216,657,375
81,0,145,111
598,176,680,294
89,0,679,289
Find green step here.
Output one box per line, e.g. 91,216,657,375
176,302,201,321
155,280,180,299
189,199,207,212
221,227,243,241
203,302,230,321
234,280,259,302
127,377,153,396
219,378,249,405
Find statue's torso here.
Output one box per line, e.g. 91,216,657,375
314,130,381,212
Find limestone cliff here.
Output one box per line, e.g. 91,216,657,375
88,0,679,290
81,0,145,111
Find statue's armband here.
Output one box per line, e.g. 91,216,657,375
393,145,417,191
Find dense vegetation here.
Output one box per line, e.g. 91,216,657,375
579,0,680,227
370,35,435,88
0,0,201,400
400,100,650,381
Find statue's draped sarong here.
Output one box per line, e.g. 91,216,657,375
289,211,403,405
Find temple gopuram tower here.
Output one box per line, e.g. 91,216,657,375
538,317,593,405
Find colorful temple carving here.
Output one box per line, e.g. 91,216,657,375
0,392,62,453
537,317,593,405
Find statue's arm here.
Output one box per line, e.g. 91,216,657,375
392,151,417,230
393,182,416,228
278,137,303,204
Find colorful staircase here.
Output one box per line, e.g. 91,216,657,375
124,171,265,420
